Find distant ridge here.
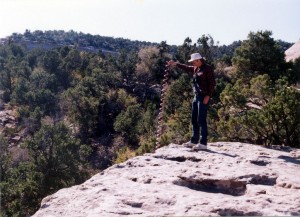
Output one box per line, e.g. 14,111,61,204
0,30,158,54
0,30,293,60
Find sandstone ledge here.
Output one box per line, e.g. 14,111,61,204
33,142,300,216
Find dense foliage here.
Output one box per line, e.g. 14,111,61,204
0,30,299,216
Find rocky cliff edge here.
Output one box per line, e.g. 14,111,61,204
33,142,300,216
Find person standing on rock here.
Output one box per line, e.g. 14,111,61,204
167,53,216,150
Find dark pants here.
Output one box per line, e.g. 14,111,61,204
190,95,209,145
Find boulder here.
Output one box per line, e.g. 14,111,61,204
285,40,300,62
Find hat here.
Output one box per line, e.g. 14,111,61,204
188,53,203,62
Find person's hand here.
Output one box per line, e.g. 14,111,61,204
203,95,210,105
167,60,177,67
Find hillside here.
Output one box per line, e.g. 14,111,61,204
33,142,300,216
0,30,159,54
1,30,299,216
0,30,292,60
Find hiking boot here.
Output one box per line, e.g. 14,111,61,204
192,143,207,151
182,141,197,148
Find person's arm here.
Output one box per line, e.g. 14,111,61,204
167,60,194,75
207,68,216,97
203,67,216,104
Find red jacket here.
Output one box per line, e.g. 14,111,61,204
176,62,216,97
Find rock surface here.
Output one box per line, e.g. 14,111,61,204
285,40,300,62
33,142,300,216
0,105,21,146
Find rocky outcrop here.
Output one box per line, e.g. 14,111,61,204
0,109,16,129
0,105,24,147
33,142,300,216
285,40,300,62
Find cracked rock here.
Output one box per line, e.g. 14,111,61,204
33,142,300,216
